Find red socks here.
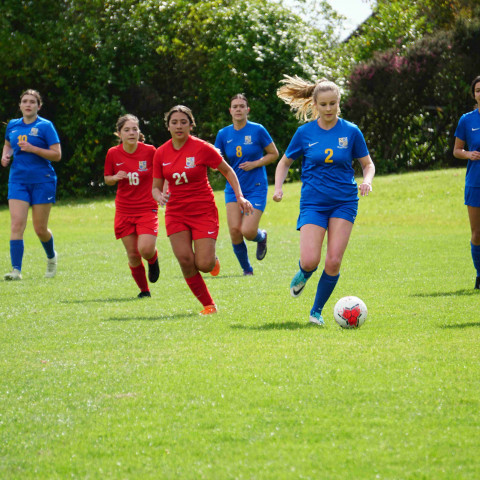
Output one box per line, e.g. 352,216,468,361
185,273,214,307
129,263,149,293
147,249,158,265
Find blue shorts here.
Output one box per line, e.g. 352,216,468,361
465,186,480,207
297,201,358,230
8,181,57,205
225,189,267,212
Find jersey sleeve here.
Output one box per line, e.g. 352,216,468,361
258,124,274,149
214,130,225,157
104,148,115,176
203,141,223,169
454,114,466,141
285,127,304,161
152,147,164,179
44,121,60,146
351,127,369,159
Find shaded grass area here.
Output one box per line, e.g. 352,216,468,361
0,169,479,479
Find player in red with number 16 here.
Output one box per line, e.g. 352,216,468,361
152,105,253,315
104,114,160,298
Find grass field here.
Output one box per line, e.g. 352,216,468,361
1,168,479,479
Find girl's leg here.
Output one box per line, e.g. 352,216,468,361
121,234,149,295
467,206,480,288
170,232,215,310
226,202,252,273
6,200,29,276
310,218,354,322
290,224,325,297
138,234,159,283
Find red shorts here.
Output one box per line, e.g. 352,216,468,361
114,210,159,239
165,208,219,240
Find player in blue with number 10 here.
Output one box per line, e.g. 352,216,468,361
215,94,279,275
2,89,61,281
453,75,480,290
274,76,375,326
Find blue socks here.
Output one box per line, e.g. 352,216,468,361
252,229,266,243
311,270,340,316
471,242,480,276
41,235,56,259
232,241,252,273
10,239,24,271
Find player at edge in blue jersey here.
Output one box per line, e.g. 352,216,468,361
273,75,375,326
453,75,480,290
215,94,279,275
2,89,61,281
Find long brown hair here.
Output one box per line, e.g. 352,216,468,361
115,114,145,143
277,75,340,122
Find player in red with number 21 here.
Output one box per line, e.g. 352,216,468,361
152,105,253,315
104,114,160,298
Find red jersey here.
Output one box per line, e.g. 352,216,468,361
153,136,222,215
104,142,157,215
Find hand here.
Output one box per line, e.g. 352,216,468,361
359,182,372,197
114,170,128,181
470,150,480,161
272,189,283,202
156,192,170,207
1,152,11,167
18,140,34,153
239,161,257,171
237,196,253,215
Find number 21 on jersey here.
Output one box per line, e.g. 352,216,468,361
172,172,188,185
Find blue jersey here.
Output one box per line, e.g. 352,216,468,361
454,109,480,188
215,121,273,196
285,118,369,209
5,116,60,184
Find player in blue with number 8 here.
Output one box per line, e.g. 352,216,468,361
273,76,375,326
215,94,279,275
2,89,61,281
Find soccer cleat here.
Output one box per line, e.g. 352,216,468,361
148,257,160,283
243,269,254,276
256,230,268,261
475,276,480,290
138,291,151,298
290,270,307,298
200,304,217,315
45,251,57,278
309,311,325,326
4,268,22,281
210,257,220,276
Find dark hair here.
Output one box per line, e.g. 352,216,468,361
20,89,42,107
230,93,249,107
164,105,196,128
115,114,145,143
471,76,480,99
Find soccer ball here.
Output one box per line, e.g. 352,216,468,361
333,296,367,329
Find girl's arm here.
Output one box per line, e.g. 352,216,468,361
272,154,294,202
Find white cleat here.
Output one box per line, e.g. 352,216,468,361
4,268,22,281
45,251,57,278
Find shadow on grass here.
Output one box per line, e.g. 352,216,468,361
411,289,479,298
106,313,192,321
61,297,147,304
231,321,315,331
440,321,480,329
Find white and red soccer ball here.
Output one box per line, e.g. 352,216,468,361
333,296,367,329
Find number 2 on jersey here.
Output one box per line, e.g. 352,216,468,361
325,148,333,163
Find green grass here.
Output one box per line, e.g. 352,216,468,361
1,168,479,479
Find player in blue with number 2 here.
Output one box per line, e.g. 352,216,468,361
274,76,375,325
2,90,61,281
215,94,278,275
453,75,480,290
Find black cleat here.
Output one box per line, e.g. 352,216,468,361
138,291,151,298
148,258,160,283
256,230,268,261
475,277,480,290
